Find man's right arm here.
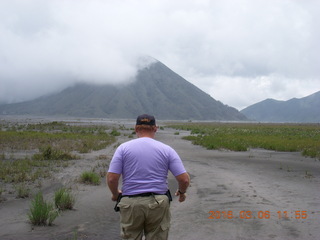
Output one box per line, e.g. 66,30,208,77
175,172,190,202
106,172,121,201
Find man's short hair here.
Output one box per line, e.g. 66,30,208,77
135,125,156,132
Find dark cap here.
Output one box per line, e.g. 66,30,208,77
136,114,156,126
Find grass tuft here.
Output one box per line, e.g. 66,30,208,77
15,183,30,198
0,186,4,202
28,192,59,226
110,129,121,136
79,171,101,185
54,187,76,210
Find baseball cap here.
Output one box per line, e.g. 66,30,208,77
136,114,156,126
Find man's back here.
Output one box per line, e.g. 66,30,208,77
109,137,186,195
107,114,190,240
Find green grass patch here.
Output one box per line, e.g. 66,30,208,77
0,121,115,153
28,192,59,226
79,171,101,185
110,128,121,136
33,146,77,161
169,122,320,159
54,187,76,210
0,156,72,183
15,183,31,198
0,121,118,184
0,158,52,183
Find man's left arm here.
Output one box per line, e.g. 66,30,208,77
106,172,121,201
175,172,190,202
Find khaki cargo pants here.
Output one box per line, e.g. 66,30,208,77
117,195,170,240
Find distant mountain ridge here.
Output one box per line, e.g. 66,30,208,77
241,91,320,123
0,61,247,121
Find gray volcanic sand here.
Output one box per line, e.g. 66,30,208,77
0,118,319,240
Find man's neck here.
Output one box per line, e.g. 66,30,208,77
137,132,155,138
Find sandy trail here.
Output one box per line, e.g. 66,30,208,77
161,129,320,240
0,120,319,240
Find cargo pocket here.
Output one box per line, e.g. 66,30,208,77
160,221,170,231
118,201,133,224
118,202,131,210
148,199,164,209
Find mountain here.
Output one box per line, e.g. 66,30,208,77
0,61,247,121
241,91,320,123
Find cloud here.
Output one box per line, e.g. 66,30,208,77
0,0,319,108
191,75,319,110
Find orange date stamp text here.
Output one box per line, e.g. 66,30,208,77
208,210,308,220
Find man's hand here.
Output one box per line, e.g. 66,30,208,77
111,190,122,201
175,172,190,202
175,190,186,202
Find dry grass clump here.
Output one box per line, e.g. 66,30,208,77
33,146,77,161
15,183,31,198
54,187,76,210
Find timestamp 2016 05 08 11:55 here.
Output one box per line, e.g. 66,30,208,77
208,210,308,220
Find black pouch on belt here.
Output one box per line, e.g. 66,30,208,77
114,193,122,212
165,189,172,202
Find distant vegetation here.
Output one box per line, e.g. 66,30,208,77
0,121,116,185
0,121,115,154
169,122,320,159
0,120,119,227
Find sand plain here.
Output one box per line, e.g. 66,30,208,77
0,118,319,240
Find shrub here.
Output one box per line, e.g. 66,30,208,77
28,192,59,226
0,187,4,202
33,146,76,161
80,171,101,185
110,129,121,136
15,183,30,198
54,188,75,210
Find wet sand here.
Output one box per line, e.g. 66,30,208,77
0,118,319,240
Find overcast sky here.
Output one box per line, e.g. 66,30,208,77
0,0,319,110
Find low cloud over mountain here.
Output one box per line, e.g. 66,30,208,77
0,60,247,121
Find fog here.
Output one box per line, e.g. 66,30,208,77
0,0,319,109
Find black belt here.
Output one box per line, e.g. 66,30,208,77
114,190,172,212
122,192,164,198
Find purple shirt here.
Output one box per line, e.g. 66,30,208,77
108,137,186,195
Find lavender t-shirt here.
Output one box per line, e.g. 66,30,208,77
108,137,186,195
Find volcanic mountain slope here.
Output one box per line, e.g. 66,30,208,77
0,61,247,121
241,91,320,123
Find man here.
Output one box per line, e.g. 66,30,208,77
107,114,190,240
